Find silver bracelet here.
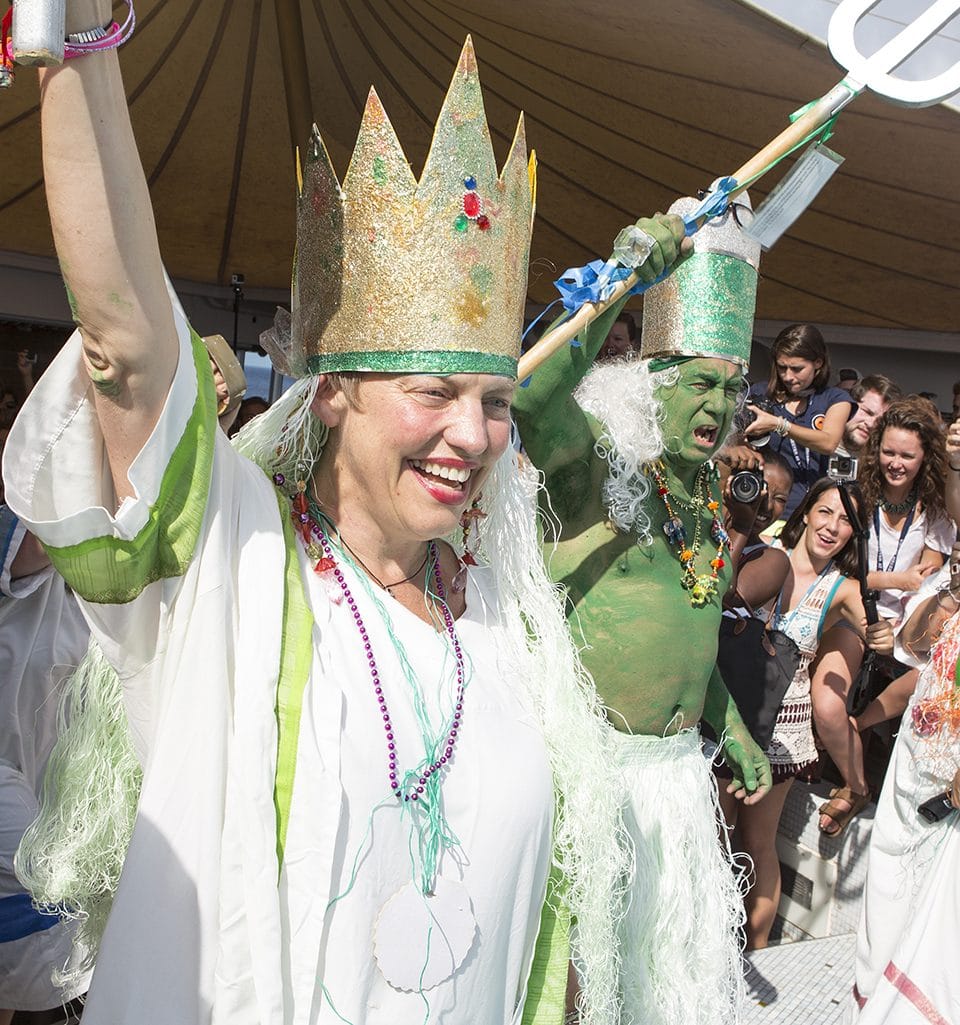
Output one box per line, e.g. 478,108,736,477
67,23,112,44
775,417,790,437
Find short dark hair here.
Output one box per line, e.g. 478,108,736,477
767,324,831,398
761,446,793,482
851,374,902,405
615,311,637,342
780,477,862,578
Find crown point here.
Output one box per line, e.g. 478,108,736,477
361,87,387,128
457,36,478,75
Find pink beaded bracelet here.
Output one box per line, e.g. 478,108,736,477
64,0,136,59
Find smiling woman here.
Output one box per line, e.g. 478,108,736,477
1,27,642,1025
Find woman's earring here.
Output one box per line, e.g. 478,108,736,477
453,497,486,592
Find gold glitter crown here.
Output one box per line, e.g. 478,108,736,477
642,189,761,369
289,38,536,379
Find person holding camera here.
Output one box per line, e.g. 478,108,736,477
812,396,954,836
738,324,854,523
718,477,892,948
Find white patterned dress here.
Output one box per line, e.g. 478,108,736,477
767,564,844,782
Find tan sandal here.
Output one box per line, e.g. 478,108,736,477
818,786,870,837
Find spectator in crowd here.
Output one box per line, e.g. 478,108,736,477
837,367,860,393
835,375,903,459
597,311,639,360
862,397,954,625
738,324,855,522
718,478,891,949
202,334,246,435
230,394,270,437
0,352,36,457
813,396,954,836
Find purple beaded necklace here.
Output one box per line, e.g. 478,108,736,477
305,508,466,804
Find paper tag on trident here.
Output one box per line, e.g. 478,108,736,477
744,143,844,251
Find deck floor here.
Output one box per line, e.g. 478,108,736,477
743,934,856,1024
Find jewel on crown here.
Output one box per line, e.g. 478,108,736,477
288,37,537,381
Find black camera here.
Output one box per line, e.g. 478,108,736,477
918,790,955,824
729,469,764,505
733,395,778,447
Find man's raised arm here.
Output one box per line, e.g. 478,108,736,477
512,215,687,476
40,0,178,501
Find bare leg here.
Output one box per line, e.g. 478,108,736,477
0,1009,13,1025
811,625,869,812
738,779,794,949
856,669,919,732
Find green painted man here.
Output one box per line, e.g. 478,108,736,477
514,193,771,1025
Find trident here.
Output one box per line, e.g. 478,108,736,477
517,0,960,381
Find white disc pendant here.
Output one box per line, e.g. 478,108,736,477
374,877,477,992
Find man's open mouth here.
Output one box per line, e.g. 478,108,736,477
693,426,718,446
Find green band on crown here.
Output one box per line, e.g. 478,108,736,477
306,350,517,378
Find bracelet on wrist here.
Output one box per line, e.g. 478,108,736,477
774,417,790,437
949,463,960,472
63,1,135,60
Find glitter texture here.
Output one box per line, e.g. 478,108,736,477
290,37,535,379
641,192,761,369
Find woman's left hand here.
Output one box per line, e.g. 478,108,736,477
742,406,780,439
865,619,894,656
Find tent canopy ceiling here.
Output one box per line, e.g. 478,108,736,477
1,0,957,332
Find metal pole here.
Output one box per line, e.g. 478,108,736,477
273,0,313,160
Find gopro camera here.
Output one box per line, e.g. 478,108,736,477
827,454,858,482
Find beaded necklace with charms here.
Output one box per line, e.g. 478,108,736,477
647,460,728,607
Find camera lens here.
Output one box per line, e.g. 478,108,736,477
729,470,763,504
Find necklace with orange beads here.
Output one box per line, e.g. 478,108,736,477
647,460,728,607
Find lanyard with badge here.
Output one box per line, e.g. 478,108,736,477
874,503,917,573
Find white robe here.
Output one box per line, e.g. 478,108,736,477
2,315,553,1025
851,610,960,1024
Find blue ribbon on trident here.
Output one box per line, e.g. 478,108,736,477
552,176,740,314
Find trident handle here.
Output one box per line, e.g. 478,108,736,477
11,0,66,66
517,0,960,383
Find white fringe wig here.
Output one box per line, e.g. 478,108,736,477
469,445,632,1025
15,640,142,988
573,356,676,546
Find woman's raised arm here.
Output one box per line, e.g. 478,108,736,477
40,0,178,501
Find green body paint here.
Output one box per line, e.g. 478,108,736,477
88,367,122,397
108,291,134,314
514,298,741,736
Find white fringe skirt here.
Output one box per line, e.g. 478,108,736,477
612,729,746,1025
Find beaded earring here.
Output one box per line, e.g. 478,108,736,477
454,497,486,592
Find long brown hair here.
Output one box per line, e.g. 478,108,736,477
858,396,947,523
766,324,830,400
780,477,862,578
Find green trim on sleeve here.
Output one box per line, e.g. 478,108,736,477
273,492,315,867
42,330,217,604
522,859,572,1025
